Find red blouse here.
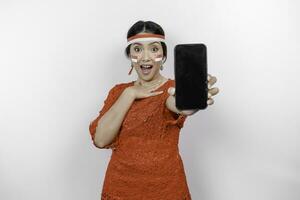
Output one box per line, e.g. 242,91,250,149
89,79,192,200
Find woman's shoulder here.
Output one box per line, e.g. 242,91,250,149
167,78,175,86
169,78,175,83
110,81,133,92
115,81,133,88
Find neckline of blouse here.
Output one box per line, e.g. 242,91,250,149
130,78,171,92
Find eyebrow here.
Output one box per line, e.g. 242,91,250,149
132,42,160,46
149,42,160,45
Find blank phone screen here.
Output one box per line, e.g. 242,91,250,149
174,43,208,110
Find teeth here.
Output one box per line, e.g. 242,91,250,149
141,65,152,69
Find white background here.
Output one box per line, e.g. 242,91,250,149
1,0,299,200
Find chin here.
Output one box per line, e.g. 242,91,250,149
137,69,160,81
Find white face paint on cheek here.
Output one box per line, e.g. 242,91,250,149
154,57,162,62
131,56,138,63
154,55,163,62
131,58,138,63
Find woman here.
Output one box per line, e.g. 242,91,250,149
89,21,219,200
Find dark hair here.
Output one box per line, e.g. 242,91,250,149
125,21,167,63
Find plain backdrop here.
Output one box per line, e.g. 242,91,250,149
0,0,299,200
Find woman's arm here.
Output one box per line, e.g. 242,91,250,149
93,88,135,148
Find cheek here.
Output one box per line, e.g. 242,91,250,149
154,54,163,62
153,48,164,60
130,55,138,63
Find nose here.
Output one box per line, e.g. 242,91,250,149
141,49,150,62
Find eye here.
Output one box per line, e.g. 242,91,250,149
151,47,159,52
134,47,141,52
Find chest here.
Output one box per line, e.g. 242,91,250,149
122,96,166,129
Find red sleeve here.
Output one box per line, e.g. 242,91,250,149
165,111,188,129
89,84,121,150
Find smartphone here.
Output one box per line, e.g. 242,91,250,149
174,43,208,110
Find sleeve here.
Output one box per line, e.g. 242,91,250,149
165,111,188,129
89,84,121,150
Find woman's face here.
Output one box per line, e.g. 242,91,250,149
129,40,164,81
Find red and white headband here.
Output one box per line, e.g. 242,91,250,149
127,33,165,46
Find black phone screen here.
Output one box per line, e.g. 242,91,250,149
174,43,208,110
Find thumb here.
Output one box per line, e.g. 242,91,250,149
167,87,175,96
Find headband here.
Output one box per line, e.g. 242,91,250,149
127,33,165,45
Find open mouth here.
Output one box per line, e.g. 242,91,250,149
140,64,153,75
